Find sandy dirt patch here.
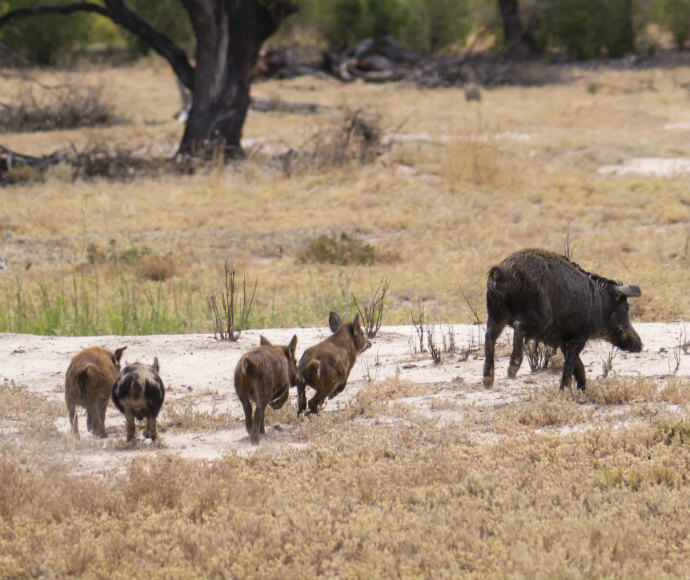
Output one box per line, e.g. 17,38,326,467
0,322,688,473
599,157,690,176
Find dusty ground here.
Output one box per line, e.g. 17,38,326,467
1,321,687,474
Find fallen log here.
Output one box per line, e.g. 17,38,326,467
250,98,331,115
255,36,564,89
0,145,61,172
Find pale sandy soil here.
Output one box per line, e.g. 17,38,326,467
599,157,690,176
0,322,688,473
597,121,690,176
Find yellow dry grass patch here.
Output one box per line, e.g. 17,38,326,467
160,400,236,432
586,376,690,406
3,369,690,577
3,411,690,577
500,384,587,429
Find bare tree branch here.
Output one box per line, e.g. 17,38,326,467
103,0,194,90
0,2,108,24
0,1,297,156
0,1,195,90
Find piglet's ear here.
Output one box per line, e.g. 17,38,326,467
113,346,127,364
329,311,342,332
260,335,272,346
614,284,641,298
152,357,160,373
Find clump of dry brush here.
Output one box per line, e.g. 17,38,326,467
276,109,387,176
0,85,115,133
297,231,398,266
206,261,257,341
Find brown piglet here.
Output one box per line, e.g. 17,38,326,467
235,335,300,444
64,346,126,438
297,312,371,415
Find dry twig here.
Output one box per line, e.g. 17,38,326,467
352,276,389,338
427,325,442,365
563,218,574,260
458,284,482,325
410,301,426,353
207,261,257,341
601,345,617,379
527,340,555,371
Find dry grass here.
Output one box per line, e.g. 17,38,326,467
0,382,63,421
659,377,690,405
0,85,115,133
277,109,385,176
429,396,462,411
296,231,380,265
160,400,236,432
347,375,433,418
0,383,68,444
3,370,690,576
586,376,662,405
580,376,690,407
503,385,586,428
161,396,302,434
137,252,177,281
3,412,690,577
0,61,689,330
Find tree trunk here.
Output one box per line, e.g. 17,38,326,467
496,0,536,58
179,0,296,157
0,1,295,159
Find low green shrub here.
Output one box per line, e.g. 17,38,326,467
657,0,690,48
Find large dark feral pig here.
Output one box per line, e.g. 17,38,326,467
235,334,300,445
65,346,126,438
112,358,165,442
297,312,371,415
483,248,642,390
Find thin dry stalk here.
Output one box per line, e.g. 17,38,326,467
361,358,378,383
352,276,389,338
601,345,618,379
410,301,426,353
427,325,442,364
442,326,456,354
526,339,555,371
458,283,482,325
669,326,687,376
458,329,482,362
563,218,574,260
207,261,257,341
457,285,484,360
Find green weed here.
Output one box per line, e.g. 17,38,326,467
0,272,201,336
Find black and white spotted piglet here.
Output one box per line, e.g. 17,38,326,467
112,357,165,442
